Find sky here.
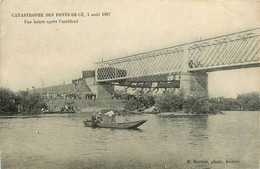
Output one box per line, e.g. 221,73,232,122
1,0,259,98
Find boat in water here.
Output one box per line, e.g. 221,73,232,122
83,120,147,129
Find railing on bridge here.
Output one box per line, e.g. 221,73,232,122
95,28,259,83
187,28,259,72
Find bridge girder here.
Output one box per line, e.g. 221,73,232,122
95,28,260,83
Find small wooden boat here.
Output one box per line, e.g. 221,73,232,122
83,120,147,129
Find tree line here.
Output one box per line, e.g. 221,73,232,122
1,87,259,116
0,88,47,116
123,91,259,114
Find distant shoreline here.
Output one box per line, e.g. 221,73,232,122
1,111,260,119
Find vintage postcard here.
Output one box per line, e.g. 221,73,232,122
0,0,259,169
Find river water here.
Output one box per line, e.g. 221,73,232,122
0,111,258,169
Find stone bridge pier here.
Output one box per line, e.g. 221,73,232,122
180,72,208,97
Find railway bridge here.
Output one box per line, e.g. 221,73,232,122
85,28,259,98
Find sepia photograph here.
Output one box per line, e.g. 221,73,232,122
0,0,259,168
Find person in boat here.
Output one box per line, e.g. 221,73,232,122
105,109,116,123
41,108,45,113
96,112,103,123
91,112,97,123
73,106,77,112
111,113,116,123
64,104,69,112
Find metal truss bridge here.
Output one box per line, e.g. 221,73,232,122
95,28,259,90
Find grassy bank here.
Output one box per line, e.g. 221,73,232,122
44,98,125,113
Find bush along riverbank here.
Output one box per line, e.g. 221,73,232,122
0,88,47,116
1,87,258,116
155,93,220,115
122,91,259,115
123,91,217,115
0,88,125,116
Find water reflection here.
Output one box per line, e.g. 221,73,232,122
157,115,209,145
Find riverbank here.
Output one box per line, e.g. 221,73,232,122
158,111,225,116
44,98,125,113
0,98,125,117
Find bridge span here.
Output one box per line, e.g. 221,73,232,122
88,28,259,98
